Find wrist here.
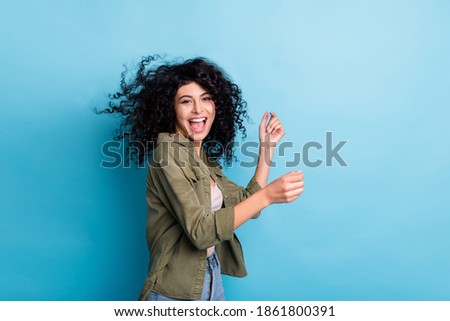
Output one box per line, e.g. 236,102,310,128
259,186,273,207
258,145,274,166
259,140,276,150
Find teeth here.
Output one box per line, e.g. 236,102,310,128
189,118,206,123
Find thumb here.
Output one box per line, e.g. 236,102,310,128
260,111,268,128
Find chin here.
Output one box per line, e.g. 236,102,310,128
188,132,209,142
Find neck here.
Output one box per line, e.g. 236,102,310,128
173,130,202,156
194,141,201,156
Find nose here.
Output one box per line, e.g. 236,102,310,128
193,99,204,114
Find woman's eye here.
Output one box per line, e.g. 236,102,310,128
203,96,212,101
181,99,192,104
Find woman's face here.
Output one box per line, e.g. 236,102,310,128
174,82,215,143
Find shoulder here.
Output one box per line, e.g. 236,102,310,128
150,133,194,168
148,134,206,182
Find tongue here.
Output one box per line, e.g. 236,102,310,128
190,121,204,132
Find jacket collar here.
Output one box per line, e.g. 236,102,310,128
156,132,223,173
156,132,195,147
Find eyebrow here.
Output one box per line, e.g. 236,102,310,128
178,92,211,101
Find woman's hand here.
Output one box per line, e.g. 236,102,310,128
259,111,285,147
264,170,304,204
233,170,305,229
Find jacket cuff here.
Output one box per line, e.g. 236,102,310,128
247,176,262,195
215,207,235,241
248,176,263,219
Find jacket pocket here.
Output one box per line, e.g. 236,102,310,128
181,164,207,183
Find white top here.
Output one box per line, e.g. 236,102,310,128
207,181,224,257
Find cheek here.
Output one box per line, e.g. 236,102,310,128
174,106,186,123
209,104,216,118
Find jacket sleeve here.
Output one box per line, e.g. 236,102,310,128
151,158,236,250
217,171,263,219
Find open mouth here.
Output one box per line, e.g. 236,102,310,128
188,117,207,133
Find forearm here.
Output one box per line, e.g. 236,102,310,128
233,188,271,229
254,145,275,188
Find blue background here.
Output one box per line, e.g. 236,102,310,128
1,0,449,300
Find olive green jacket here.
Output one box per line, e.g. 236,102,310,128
138,133,262,300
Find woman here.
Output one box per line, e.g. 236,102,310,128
97,55,304,301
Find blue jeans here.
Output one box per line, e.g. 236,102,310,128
148,251,226,301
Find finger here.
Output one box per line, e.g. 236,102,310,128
291,180,305,188
259,111,269,128
289,170,303,177
285,181,304,191
267,119,281,133
293,172,304,182
270,123,284,134
285,188,304,201
269,116,280,123
284,171,303,183
269,114,279,125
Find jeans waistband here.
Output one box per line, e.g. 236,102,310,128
207,251,219,269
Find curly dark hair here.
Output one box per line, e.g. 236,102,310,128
95,55,249,167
